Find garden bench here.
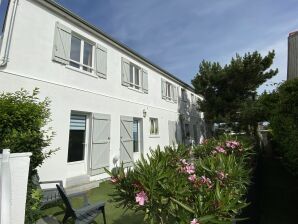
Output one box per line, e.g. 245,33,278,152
56,184,106,224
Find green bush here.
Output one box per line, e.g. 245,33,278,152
0,88,55,223
269,78,298,175
106,135,253,224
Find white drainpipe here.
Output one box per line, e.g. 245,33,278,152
0,0,19,67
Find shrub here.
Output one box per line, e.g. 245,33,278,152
0,88,55,223
106,136,253,224
269,78,298,175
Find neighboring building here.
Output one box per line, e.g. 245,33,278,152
0,0,204,188
287,31,298,80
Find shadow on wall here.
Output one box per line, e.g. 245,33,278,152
172,93,207,146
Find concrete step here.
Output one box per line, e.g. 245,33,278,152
65,175,100,194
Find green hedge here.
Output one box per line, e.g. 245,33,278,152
0,89,55,223
106,135,253,224
269,78,298,175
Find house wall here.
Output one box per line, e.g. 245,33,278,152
0,0,204,185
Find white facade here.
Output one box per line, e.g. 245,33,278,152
0,0,204,187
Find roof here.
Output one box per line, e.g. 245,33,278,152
37,0,196,93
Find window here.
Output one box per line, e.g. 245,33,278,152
70,35,93,73
161,79,177,103
150,118,159,135
181,89,187,101
67,114,87,162
133,119,140,152
166,82,172,99
129,63,142,90
184,123,190,138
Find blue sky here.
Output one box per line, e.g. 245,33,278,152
1,0,298,92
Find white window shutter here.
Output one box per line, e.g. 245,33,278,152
121,57,130,86
95,44,107,79
173,86,178,103
142,69,148,94
161,78,166,99
52,22,71,64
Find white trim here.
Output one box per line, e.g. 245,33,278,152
1,70,181,114
65,64,97,78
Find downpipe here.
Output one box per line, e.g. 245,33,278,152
0,0,19,67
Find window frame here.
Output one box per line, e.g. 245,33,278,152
128,62,142,91
164,81,175,102
149,118,159,136
181,88,187,102
69,33,95,74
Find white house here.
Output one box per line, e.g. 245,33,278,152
0,0,205,188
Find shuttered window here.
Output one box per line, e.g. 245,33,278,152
122,58,148,93
150,118,159,135
161,78,178,103
52,22,107,78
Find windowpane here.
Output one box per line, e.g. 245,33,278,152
70,36,81,64
68,114,86,162
130,64,134,87
83,42,93,72
166,83,171,98
150,118,158,135
133,119,139,152
135,67,140,89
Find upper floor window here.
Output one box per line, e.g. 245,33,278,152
191,94,194,104
181,88,187,101
121,57,148,94
129,63,142,90
161,78,177,103
52,22,107,79
70,35,93,73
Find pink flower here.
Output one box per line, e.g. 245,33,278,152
110,177,118,184
215,146,227,154
135,191,148,206
200,176,212,188
188,174,197,182
190,218,200,224
180,159,188,165
184,163,195,174
226,140,240,149
217,171,228,180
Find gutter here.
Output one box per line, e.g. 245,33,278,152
0,0,18,67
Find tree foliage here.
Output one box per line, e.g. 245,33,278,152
192,51,278,125
0,88,55,223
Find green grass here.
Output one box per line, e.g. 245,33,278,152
41,181,145,224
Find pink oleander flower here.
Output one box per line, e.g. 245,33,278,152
211,150,217,155
180,158,188,165
188,174,197,182
135,191,148,206
226,140,240,149
200,175,212,188
217,171,228,180
184,163,195,174
190,218,200,224
110,176,118,184
215,146,227,154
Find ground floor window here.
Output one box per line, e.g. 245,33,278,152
150,118,159,135
133,119,140,152
67,114,87,162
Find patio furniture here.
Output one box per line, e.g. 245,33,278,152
40,180,63,207
32,174,63,207
56,184,106,224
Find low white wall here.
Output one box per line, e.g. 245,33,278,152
0,149,32,224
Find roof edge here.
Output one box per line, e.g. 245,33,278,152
37,0,197,93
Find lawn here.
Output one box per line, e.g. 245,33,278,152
41,181,145,224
